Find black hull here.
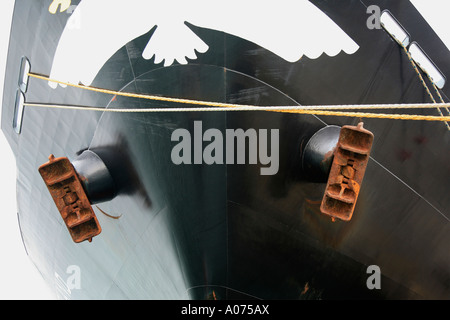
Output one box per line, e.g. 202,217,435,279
2,0,449,299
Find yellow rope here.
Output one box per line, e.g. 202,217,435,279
28,72,254,109
425,72,450,115
22,102,450,121
23,101,450,111
400,44,450,130
26,72,450,122
401,46,437,104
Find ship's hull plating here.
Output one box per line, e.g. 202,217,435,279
1,0,449,299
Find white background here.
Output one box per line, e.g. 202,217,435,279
0,0,55,300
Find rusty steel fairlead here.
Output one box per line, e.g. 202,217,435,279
320,122,374,222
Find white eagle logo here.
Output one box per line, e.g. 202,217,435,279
49,0,359,88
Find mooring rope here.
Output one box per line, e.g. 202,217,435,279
25,72,450,123
400,44,450,130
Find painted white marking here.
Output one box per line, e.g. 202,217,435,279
49,0,359,88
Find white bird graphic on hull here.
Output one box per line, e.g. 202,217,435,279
49,0,359,88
